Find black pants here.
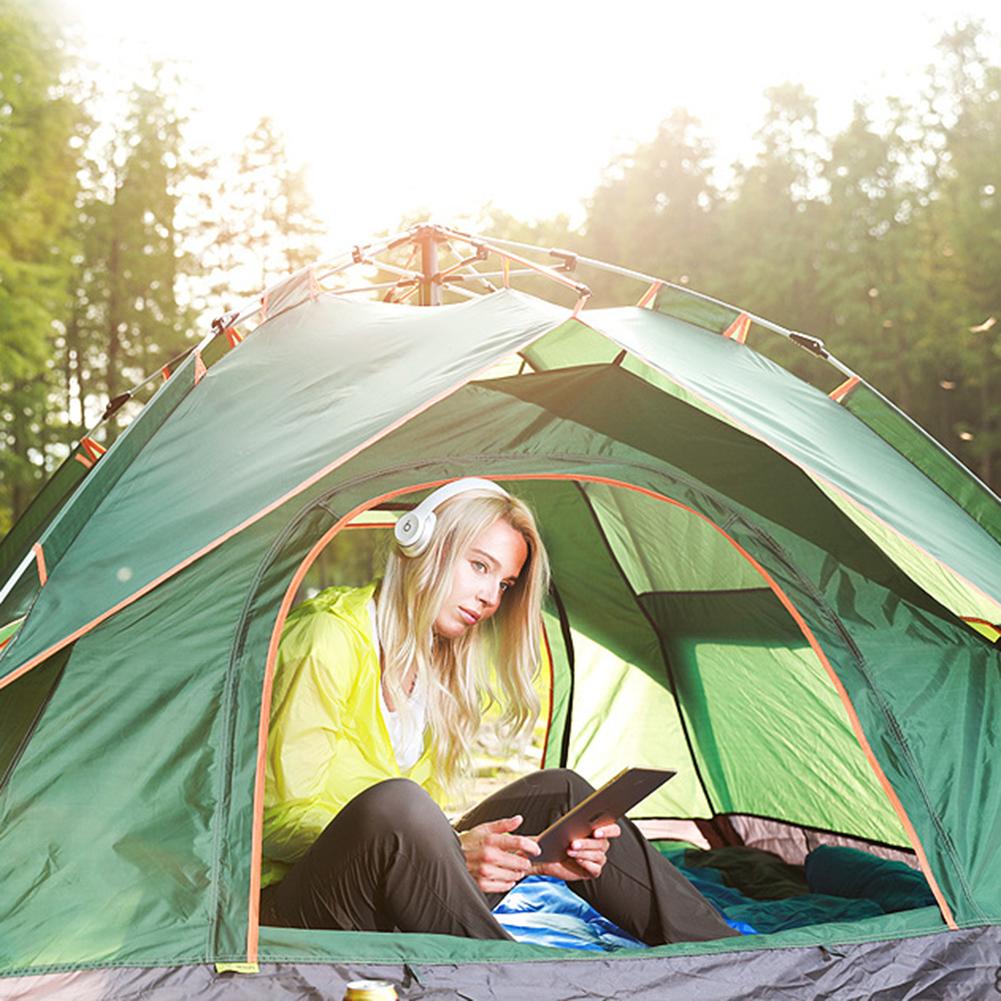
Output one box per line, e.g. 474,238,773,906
260,769,738,945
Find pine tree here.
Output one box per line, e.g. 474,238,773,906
68,66,200,432
199,117,326,308
716,84,829,336
0,0,84,530
583,110,719,303
928,26,1001,483
817,102,934,413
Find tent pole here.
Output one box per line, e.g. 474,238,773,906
417,226,441,306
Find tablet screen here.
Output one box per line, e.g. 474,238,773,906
533,767,676,863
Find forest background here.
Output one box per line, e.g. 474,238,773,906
2,1,1000,535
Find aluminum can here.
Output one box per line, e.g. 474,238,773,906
344,979,398,1001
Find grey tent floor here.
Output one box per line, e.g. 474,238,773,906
3,924,999,1001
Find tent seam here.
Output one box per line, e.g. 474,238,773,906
546,584,576,768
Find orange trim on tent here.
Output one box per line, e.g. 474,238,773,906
81,437,107,463
539,622,556,768
962,616,1001,631
75,454,93,471
636,281,662,309
722,312,751,344
226,327,243,348
32,543,47,587
194,352,207,385
829,375,861,403
961,616,1001,641
245,471,958,960
161,366,172,383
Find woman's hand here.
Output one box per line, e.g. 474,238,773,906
457,815,541,894
530,823,622,882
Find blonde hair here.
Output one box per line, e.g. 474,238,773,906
375,488,549,792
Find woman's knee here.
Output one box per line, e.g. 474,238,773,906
492,767,595,803
537,767,595,798
343,778,449,841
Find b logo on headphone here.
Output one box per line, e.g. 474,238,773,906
394,478,510,557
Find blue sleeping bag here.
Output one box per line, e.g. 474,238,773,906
493,875,753,951
493,876,647,951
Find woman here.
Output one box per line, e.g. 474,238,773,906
260,478,736,943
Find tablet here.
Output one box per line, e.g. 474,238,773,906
533,767,676,863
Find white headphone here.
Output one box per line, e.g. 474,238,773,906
394,477,511,558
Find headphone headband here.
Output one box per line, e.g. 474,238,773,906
394,478,510,557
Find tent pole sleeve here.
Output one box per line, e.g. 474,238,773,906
0,548,38,606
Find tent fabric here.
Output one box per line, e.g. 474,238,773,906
536,307,1001,610
1,281,1000,994
0,291,567,682
843,382,1001,547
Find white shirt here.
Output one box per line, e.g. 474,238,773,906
369,600,427,771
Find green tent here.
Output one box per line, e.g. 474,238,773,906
1,225,999,998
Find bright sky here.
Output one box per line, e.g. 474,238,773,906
62,0,1001,254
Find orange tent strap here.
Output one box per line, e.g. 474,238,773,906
226,327,243,348
81,437,106,462
829,375,861,403
722,312,751,344
75,454,93,471
636,281,663,308
194,352,207,385
32,543,47,586
161,366,172,383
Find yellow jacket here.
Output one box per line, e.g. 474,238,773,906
262,582,442,887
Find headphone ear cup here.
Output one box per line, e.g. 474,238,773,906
413,511,436,556
394,512,420,554
395,510,436,557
